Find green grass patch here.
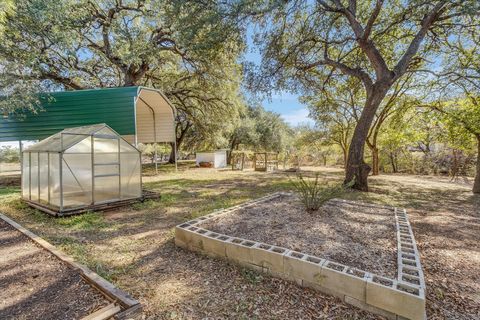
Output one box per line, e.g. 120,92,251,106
0,186,20,196
55,211,107,231
241,268,264,284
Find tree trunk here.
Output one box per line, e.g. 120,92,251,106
168,142,176,164
342,147,348,169
344,85,388,191
372,147,379,176
473,135,480,194
367,141,380,176
389,152,397,173
168,121,191,164
227,137,237,165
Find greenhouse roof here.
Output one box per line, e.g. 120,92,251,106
1,86,175,143
24,123,126,153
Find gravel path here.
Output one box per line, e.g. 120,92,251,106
0,219,110,320
201,194,397,278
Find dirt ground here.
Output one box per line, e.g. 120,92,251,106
0,165,479,319
201,194,397,278
0,219,110,320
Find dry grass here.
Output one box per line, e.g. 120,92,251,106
0,165,479,319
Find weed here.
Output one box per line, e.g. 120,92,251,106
241,268,264,284
55,211,107,230
132,199,161,210
291,173,353,212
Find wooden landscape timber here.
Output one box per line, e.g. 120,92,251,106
24,189,160,217
0,213,142,320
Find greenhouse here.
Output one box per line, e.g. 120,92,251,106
21,124,142,216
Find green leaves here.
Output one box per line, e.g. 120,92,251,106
290,173,350,213
0,0,15,36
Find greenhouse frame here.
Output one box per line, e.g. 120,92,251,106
21,124,143,216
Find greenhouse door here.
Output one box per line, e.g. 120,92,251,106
93,135,121,204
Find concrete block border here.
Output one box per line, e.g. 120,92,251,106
175,193,426,320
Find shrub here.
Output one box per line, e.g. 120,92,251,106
291,173,352,212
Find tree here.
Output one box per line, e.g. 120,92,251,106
303,76,360,168
227,104,292,155
292,124,335,166
366,74,418,175
425,17,480,192
252,0,479,191
0,146,20,163
432,97,480,193
1,0,245,158
0,0,14,35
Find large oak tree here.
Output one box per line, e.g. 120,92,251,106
252,0,479,191
0,0,245,158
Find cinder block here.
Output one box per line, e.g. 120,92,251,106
174,237,188,249
174,226,196,246
283,252,324,284
317,261,368,302
344,295,396,320
225,238,253,264
302,279,344,300
251,244,289,274
201,233,227,257
188,229,208,250
366,277,426,320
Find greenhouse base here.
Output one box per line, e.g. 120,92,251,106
25,190,161,217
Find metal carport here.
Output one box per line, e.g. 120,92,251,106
0,86,177,170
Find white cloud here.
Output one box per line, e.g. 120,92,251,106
281,108,314,126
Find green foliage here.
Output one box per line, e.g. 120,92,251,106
241,268,263,284
226,103,293,153
55,211,107,231
0,146,19,163
291,173,352,212
0,0,14,35
0,0,246,153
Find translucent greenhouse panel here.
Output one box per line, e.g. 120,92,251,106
94,137,119,153
65,136,91,153
94,137,119,164
119,139,138,152
94,126,117,137
61,133,88,151
49,153,60,208
21,153,30,199
62,153,92,208
30,153,39,201
94,164,119,176
39,153,49,204
120,153,141,199
94,175,120,203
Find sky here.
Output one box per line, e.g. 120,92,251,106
243,27,314,127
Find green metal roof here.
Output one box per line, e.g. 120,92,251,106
0,86,143,142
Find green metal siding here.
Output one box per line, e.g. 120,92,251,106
0,86,140,141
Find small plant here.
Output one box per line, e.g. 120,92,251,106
241,268,264,284
290,173,353,212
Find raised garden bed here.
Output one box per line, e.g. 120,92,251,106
0,214,141,320
175,192,426,320
201,194,397,279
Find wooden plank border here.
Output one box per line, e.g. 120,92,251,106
0,213,142,319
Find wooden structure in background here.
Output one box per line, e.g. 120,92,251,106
254,152,279,172
231,152,246,171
